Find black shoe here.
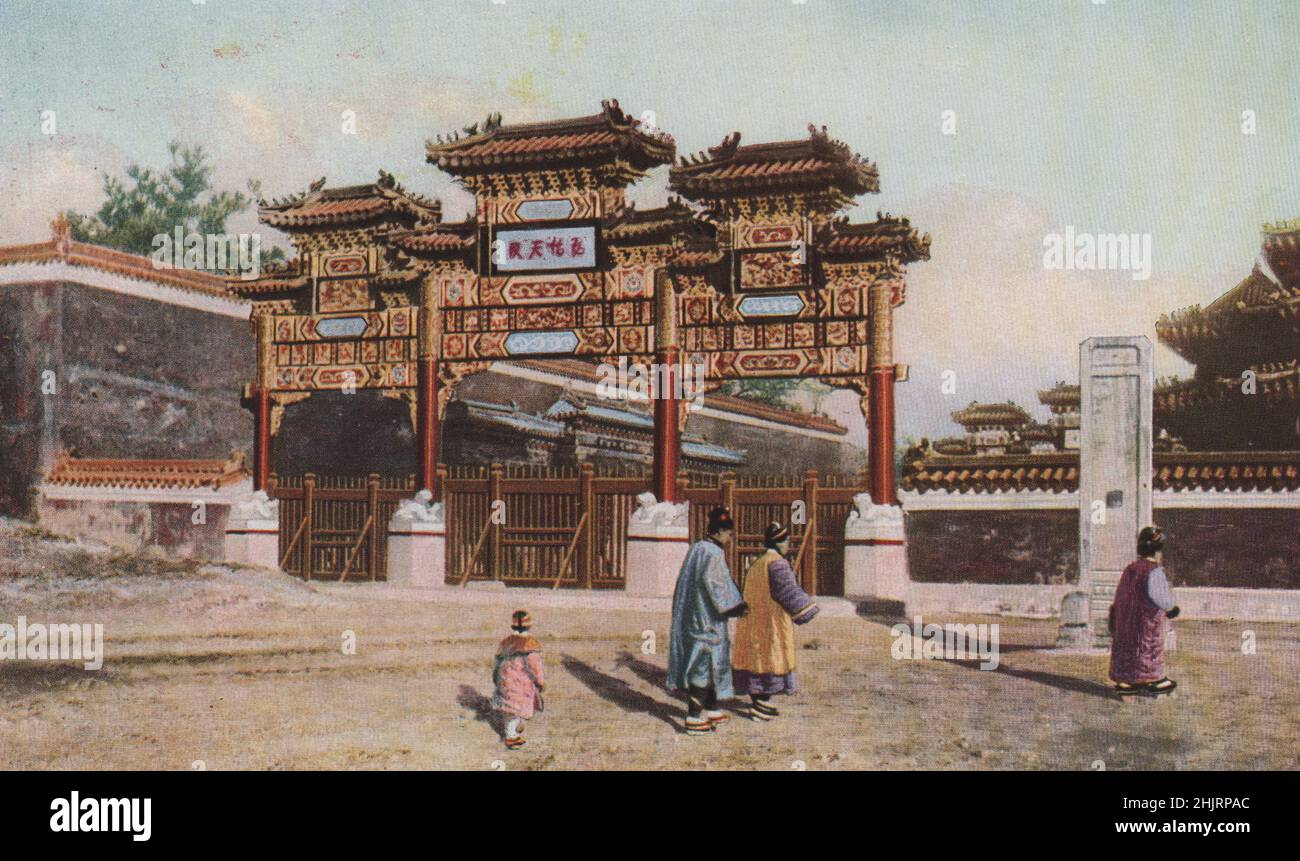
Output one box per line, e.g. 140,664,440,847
1146,678,1177,696
751,700,780,717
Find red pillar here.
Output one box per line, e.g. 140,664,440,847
252,384,272,491
867,277,898,506
652,269,681,503
251,312,274,492
416,356,440,496
868,369,897,505
653,346,681,503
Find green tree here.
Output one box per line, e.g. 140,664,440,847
66,142,284,268
720,378,832,411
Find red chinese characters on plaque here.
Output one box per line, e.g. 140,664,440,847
493,225,597,272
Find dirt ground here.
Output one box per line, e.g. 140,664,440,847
1,519,1297,770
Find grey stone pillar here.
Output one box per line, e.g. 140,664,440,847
1078,337,1153,647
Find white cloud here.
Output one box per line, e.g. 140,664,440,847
0,139,122,243
893,183,1205,441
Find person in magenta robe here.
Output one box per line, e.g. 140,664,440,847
1108,526,1180,697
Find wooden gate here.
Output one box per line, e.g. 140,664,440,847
269,473,413,581
444,463,644,588
271,466,861,593
683,471,859,596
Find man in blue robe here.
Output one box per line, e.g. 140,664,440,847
667,506,748,734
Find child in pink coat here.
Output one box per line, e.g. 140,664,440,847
492,610,545,749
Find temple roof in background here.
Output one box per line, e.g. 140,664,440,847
903,450,1300,495
451,393,746,466
43,452,250,491
951,401,1032,429
507,359,848,435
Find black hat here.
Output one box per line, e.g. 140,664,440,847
763,521,790,548
1137,525,1165,557
706,506,734,535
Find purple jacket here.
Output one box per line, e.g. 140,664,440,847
1108,558,1170,684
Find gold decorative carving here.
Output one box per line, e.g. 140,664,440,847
269,391,312,436
436,361,492,419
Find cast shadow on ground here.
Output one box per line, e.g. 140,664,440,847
614,650,666,688
457,685,502,739
562,654,683,731
614,650,763,720
947,660,1117,700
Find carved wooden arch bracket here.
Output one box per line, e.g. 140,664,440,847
794,376,873,427
269,391,312,437
437,361,492,420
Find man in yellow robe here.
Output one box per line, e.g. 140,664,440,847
732,522,819,720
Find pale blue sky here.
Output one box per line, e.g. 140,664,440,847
3,0,1298,440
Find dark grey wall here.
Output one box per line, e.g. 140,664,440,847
0,281,253,518
58,283,252,459
273,389,416,478
905,507,1300,588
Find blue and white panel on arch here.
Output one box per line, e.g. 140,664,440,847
517,199,575,221
736,294,806,318
503,330,580,356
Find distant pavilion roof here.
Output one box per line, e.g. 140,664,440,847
1037,382,1080,410
951,401,1031,429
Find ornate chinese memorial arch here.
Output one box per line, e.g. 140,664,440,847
231,100,929,506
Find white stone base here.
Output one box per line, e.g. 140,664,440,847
387,525,447,588
844,543,909,601
625,496,690,598
386,492,448,588
224,491,281,570
224,517,281,570
843,494,909,602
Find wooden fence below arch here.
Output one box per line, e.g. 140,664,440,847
271,465,864,594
